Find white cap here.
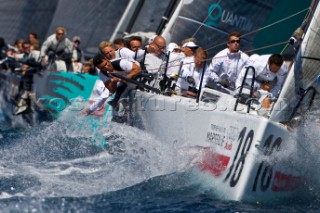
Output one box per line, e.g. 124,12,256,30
182,41,198,48
73,36,81,42
166,42,180,52
148,35,157,44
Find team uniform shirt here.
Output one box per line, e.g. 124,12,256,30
176,56,207,90
144,52,167,74
235,54,288,98
166,52,185,77
133,49,146,62
89,80,110,113
204,48,249,89
116,47,143,65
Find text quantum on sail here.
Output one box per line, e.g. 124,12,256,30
205,3,253,32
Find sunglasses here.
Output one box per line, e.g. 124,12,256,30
155,43,166,50
228,39,240,44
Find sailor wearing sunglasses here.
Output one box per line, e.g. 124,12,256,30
203,32,249,92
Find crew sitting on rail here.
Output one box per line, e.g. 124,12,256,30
235,54,288,99
175,47,208,97
92,53,141,108
203,32,249,93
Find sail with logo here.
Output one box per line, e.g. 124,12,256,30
155,0,315,122
159,0,311,57
107,0,310,58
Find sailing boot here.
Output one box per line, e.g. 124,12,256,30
14,96,28,115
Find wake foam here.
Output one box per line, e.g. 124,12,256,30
0,111,196,198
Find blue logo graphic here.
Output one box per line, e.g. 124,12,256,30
205,3,222,27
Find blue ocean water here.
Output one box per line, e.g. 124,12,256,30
0,111,320,212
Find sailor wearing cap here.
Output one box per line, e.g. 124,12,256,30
181,41,198,58
166,42,181,53
71,36,84,72
165,42,184,77
182,41,198,48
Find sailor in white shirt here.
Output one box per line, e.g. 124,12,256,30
85,80,110,114
143,35,167,73
99,41,143,70
204,32,249,90
235,54,288,98
165,42,184,77
174,41,199,75
96,57,139,84
116,47,145,63
93,53,141,104
176,47,208,95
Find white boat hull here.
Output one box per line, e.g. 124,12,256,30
130,90,307,202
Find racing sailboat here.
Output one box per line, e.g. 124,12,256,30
128,0,320,202
0,0,309,126
1,0,319,202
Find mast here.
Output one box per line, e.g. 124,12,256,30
156,0,180,35
125,0,145,34
161,0,185,42
109,0,144,42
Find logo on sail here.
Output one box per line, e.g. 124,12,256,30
205,3,253,31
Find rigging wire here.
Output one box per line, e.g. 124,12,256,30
280,43,289,55
191,0,223,38
280,0,318,59
241,8,309,38
244,41,289,54
103,2,318,76
203,7,310,53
